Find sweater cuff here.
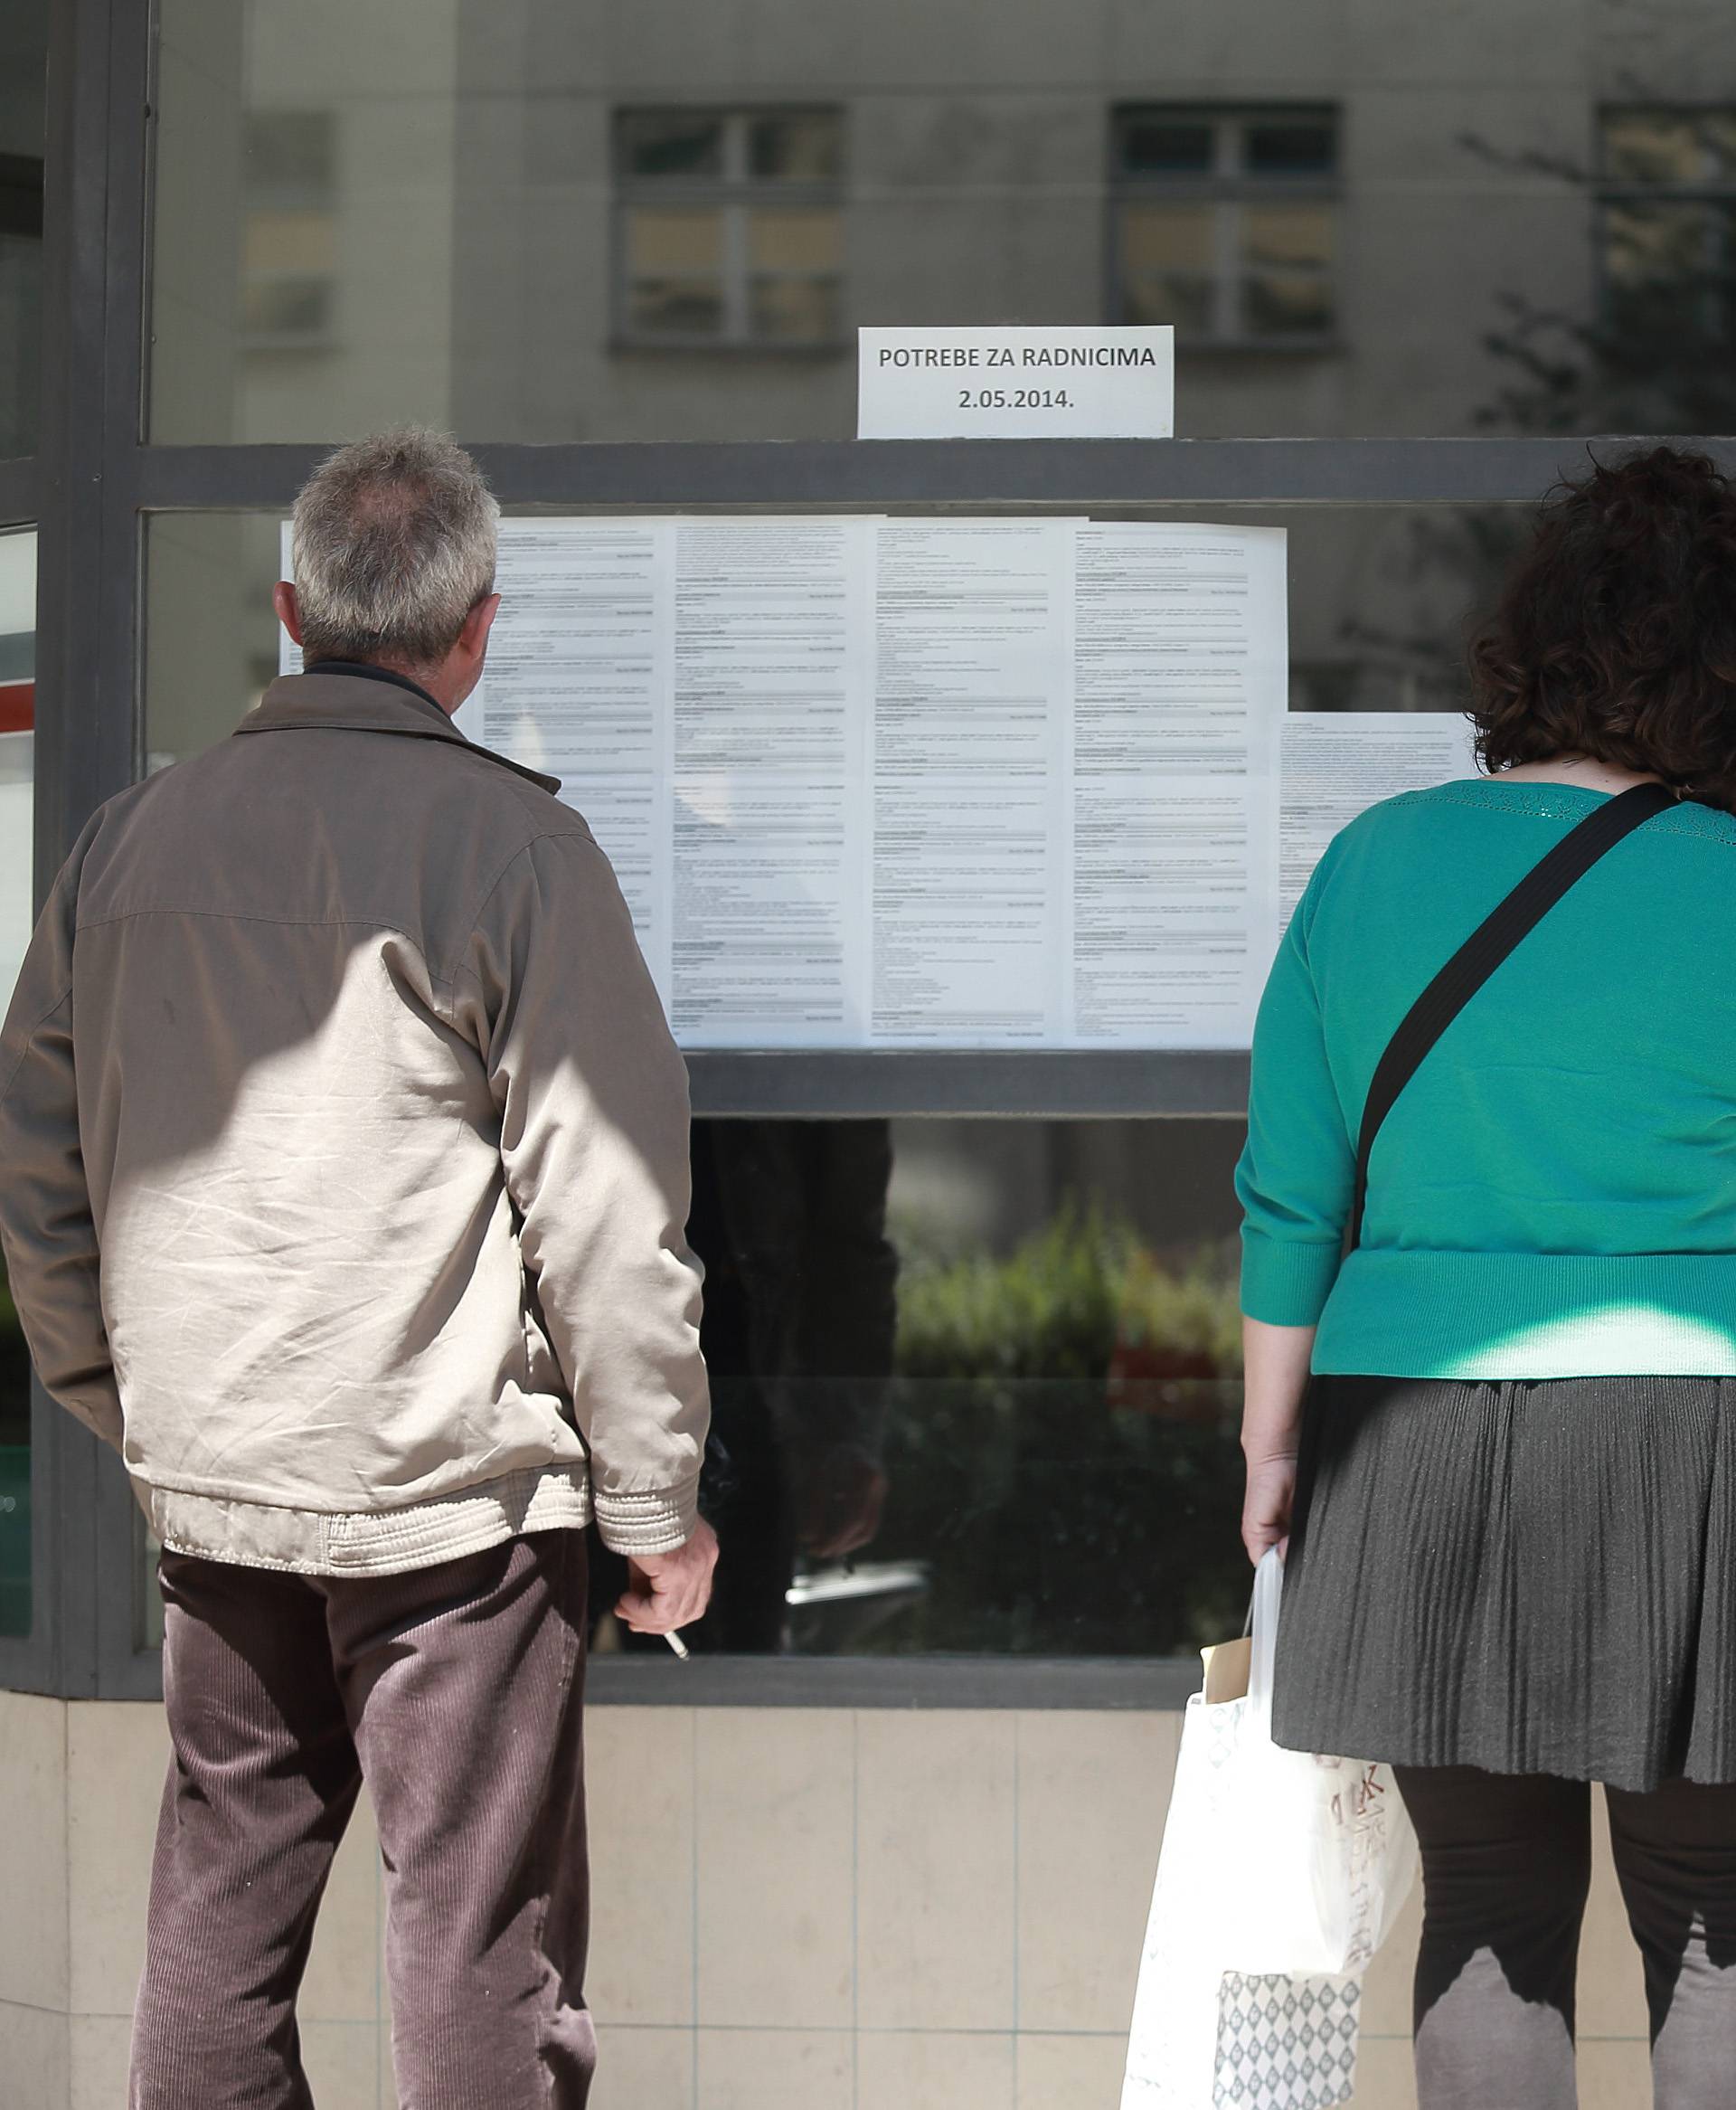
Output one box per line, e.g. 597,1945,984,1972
1240,1229,1342,1328
592,1475,702,1556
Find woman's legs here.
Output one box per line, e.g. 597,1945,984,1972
1605,1776,1736,2109
1393,1765,1592,2110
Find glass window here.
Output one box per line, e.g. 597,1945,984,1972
151,3,1736,443
623,209,726,340
1594,109,1736,425
0,527,35,1639
1119,118,1216,176
0,2,46,459
586,1117,1250,1659
1244,118,1336,177
241,111,337,350
145,503,1503,776
137,500,1507,1659
615,108,844,350
1111,107,1338,348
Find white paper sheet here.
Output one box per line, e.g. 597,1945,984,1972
276,513,1303,1050
858,326,1175,440
1071,525,1286,1047
1280,711,1483,929
480,520,674,993
668,518,874,1047
870,519,1074,1045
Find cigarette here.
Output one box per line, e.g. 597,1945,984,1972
665,1630,690,1660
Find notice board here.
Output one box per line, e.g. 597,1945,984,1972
280,517,1478,1050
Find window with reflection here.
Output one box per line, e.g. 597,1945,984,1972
615,108,844,349
1600,109,1736,385
1111,107,1338,348
0,528,35,1638
587,1118,1248,1659
137,498,1495,1661
151,0,1736,442
242,111,337,351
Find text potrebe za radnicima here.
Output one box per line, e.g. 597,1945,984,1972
873,342,1166,369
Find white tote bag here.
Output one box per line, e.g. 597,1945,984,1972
1121,1551,1417,2110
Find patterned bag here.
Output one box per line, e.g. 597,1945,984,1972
1212,1973,1361,2110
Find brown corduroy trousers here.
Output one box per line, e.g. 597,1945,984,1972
128,1528,593,2110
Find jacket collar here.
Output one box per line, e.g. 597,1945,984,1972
234,670,562,796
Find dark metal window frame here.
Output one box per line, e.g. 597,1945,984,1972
5,0,1736,1703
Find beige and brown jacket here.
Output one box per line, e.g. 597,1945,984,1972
0,668,709,1573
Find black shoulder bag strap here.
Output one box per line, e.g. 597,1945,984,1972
1345,781,1677,1252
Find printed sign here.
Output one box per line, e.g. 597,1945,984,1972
857,326,1175,440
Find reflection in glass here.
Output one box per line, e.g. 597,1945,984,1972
1241,203,1334,337
1597,109,1736,368
1242,203,1333,270
1245,118,1336,176
616,107,844,349
1501,101,1736,435
241,111,336,350
749,275,841,344
1111,106,1337,347
139,7,1736,442
748,207,843,342
1119,118,1215,175
749,111,844,183
589,1118,1250,1659
624,208,726,338
618,109,726,181
148,5,1736,442
1119,204,1216,336
1602,107,1736,185
1242,275,1334,338
688,1120,898,1653
0,529,35,1638
0,1,45,458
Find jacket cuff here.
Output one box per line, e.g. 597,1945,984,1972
592,1476,702,1556
1240,1228,1342,1328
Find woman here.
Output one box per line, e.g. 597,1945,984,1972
1238,445,1736,2110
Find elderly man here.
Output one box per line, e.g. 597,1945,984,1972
0,429,714,2107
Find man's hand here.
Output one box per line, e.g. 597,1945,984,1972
615,1519,720,1635
1241,1452,1297,1567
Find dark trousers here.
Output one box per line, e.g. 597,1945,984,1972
129,1530,592,2110
1397,1765,1736,2109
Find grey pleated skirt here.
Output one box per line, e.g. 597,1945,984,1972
1269,1374,1736,1793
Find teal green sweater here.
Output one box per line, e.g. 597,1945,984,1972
1238,777,1736,1377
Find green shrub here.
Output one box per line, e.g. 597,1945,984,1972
894,1203,1241,1382
851,1206,1250,1659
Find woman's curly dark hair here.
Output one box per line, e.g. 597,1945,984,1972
1469,446,1736,809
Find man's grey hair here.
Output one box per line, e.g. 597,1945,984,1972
289,427,499,668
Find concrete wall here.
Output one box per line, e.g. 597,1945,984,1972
1,1689,1662,2108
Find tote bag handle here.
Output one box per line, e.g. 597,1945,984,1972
1245,1548,1285,1714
